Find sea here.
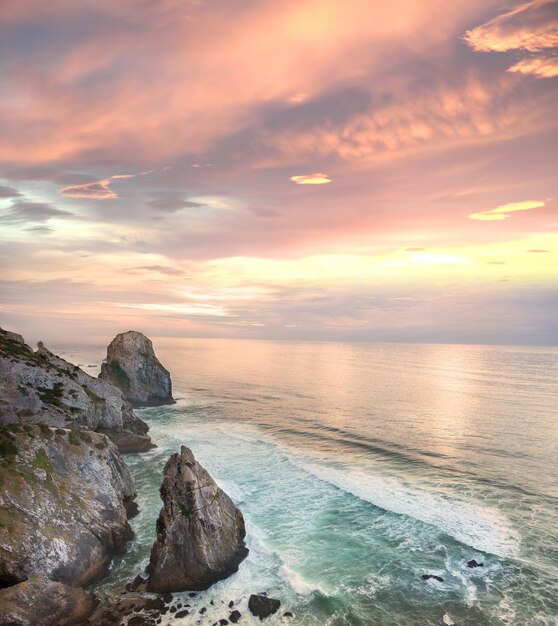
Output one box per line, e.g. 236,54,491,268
58,338,558,626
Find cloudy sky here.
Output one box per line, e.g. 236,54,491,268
0,0,557,345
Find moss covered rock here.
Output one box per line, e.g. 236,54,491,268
99,331,174,407
0,327,153,452
0,424,136,587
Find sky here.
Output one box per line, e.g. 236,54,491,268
0,0,557,346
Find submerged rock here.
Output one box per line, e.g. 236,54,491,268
0,424,136,587
0,327,152,452
422,574,444,582
99,331,174,407
147,446,248,592
248,594,281,620
466,559,483,568
0,577,96,626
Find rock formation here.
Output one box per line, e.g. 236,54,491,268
147,446,248,592
0,578,96,626
99,331,174,407
0,327,152,452
0,423,136,588
248,594,281,620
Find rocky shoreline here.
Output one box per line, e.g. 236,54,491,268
0,327,286,625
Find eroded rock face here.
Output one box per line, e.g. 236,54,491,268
99,331,174,407
0,424,136,587
147,446,248,592
0,327,152,452
0,578,96,626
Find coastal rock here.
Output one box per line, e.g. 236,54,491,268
248,594,281,620
147,446,248,592
99,331,174,407
0,424,136,587
0,578,96,626
0,327,152,453
466,559,483,568
422,574,444,582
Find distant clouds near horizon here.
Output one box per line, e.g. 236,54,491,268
0,0,557,345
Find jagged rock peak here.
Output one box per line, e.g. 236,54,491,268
147,446,248,592
99,331,174,408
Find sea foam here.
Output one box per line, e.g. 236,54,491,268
296,461,520,558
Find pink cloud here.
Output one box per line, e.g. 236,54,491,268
465,0,558,52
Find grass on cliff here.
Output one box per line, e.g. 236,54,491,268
106,359,131,392
0,329,82,396
0,423,96,510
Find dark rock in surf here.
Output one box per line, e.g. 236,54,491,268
99,331,174,407
147,446,248,592
229,610,241,623
248,594,281,620
467,559,483,568
422,574,444,582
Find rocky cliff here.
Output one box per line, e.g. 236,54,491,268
147,446,248,592
0,423,136,588
0,578,96,626
99,331,174,407
0,328,152,452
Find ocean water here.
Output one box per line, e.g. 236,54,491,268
60,339,558,625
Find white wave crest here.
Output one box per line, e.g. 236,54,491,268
278,564,325,596
297,462,520,558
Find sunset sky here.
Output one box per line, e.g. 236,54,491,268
1,0,557,345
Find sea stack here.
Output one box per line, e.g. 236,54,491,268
99,331,174,407
147,446,248,592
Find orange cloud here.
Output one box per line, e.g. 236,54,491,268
60,174,136,199
468,200,545,221
290,173,332,185
399,247,427,254
508,56,558,78
464,0,558,52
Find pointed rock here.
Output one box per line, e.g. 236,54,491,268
99,331,174,407
147,446,248,592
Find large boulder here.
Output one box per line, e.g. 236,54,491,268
99,331,174,407
0,578,96,626
0,423,136,587
0,327,152,452
248,595,281,620
147,446,248,592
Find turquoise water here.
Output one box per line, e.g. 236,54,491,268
62,339,558,625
